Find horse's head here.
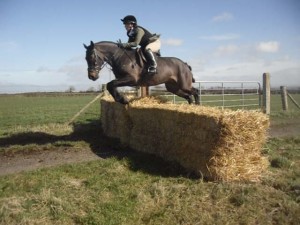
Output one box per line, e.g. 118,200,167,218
83,41,104,81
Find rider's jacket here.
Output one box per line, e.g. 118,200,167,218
126,26,154,49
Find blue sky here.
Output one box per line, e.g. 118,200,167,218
0,0,299,93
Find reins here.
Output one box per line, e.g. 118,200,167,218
121,48,137,67
93,44,137,71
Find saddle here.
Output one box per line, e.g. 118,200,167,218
134,48,161,68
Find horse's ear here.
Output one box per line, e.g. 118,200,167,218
83,43,88,49
90,41,94,47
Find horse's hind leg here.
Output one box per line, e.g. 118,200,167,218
191,87,200,105
176,84,199,105
165,82,193,104
174,89,193,104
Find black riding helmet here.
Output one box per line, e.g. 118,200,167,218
121,15,137,24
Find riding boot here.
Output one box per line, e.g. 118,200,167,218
144,49,157,74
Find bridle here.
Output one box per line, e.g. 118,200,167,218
87,48,106,74
86,45,126,74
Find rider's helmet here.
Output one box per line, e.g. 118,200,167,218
121,15,137,24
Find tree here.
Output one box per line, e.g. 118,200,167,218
86,87,95,92
66,86,75,93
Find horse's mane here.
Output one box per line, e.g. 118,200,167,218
185,62,192,71
95,41,117,45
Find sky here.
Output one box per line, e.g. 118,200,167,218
0,0,299,93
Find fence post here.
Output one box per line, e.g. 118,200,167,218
263,73,271,114
101,84,106,91
140,86,149,98
135,86,140,97
280,86,288,111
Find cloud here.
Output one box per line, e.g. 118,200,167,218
162,38,183,46
58,64,85,76
214,44,239,57
67,55,85,63
199,34,240,41
0,54,107,93
256,41,280,53
212,12,233,22
190,54,300,87
36,66,54,72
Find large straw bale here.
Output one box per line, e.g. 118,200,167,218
100,96,131,145
208,110,270,181
100,96,269,182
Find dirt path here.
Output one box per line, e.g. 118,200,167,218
0,148,100,176
0,125,299,176
269,123,300,138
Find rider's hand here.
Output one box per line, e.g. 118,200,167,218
117,39,124,48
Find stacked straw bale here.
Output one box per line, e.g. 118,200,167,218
100,98,131,145
101,95,269,182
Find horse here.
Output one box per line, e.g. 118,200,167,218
84,41,199,105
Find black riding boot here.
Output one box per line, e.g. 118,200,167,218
144,49,157,74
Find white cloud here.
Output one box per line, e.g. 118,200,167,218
58,64,84,74
67,55,84,63
256,41,280,53
162,38,183,46
214,44,239,57
212,12,233,22
190,54,300,87
36,66,54,73
199,34,240,41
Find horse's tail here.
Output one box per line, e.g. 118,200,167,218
185,62,195,83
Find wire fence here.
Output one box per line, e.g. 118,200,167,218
150,81,262,110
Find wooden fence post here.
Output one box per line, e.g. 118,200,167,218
140,86,149,98
263,73,271,114
280,86,288,111
101,84,106,91
135,86,140,97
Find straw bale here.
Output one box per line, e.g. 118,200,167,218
100,96,269,182
100,96,131,145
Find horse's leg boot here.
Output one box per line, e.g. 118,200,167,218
144,49,157,74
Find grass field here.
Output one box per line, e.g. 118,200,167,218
0,93,100,132
0,93,299,224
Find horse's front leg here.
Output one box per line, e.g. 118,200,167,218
106,78,136,104
107,80,128,104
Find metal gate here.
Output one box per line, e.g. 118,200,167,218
155,81,262,110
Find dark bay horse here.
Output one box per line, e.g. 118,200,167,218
84,41,199,105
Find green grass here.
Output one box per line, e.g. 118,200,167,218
0,93,299,224
0,93,100,132
0,136,299,224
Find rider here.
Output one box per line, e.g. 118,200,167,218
118,15,161,74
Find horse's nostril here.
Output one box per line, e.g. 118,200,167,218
88,73,98,81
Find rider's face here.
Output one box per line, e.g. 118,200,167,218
124,23,133,31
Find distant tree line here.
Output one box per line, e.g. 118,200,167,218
65,85,103,93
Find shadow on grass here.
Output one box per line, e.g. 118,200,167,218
0,120,197,179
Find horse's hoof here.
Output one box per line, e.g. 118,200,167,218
118,98,129,105
122,100,129,105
